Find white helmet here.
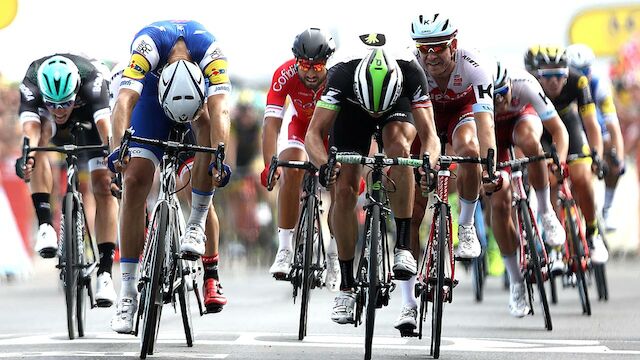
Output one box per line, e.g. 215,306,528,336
353,48,403,114
566,44,596,71
411,13,458,42
158,60,205,123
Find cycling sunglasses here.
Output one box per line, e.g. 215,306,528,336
537,68,569,80
44,99,75,109
296,59,326,72
416,39,454,54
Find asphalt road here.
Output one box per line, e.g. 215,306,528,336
1,257,639,360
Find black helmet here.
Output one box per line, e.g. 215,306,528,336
292,28,336,61
524,45,540,72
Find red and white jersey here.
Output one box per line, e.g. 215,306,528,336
264,59,324,133
495,68,558,122
416,48,494,115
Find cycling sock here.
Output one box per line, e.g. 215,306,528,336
277,228,294,251
603,187,615,214
399,275,417,308
535,185,552,215
203,254,219,281
339,257,355,291
120,258,139,298
188,188,213,230
31,193,52,226
327,235,338,255
459,197,478,226
395,217,411,250
503,253,523,284
97,242,116,276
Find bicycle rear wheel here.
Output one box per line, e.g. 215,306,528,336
430,203,447,359
593,264,608,301
174,208,194,347
140,202,169,358
520,201,552,330
471,252,485,302
298,194,315,340
565,209,591,315
364,204,380,360
62,193,78,340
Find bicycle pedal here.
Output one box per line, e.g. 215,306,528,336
39,248,58,259
454,256,472,263
204,304,224,314
272,273,290,281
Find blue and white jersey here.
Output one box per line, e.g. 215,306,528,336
588,73,619,136
120,20,231,98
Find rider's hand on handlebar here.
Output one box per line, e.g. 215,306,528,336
416,166,436,194
481,169,503,196
260,166,280,189
319,162,341,188
107,148,130,173
15,156,35,182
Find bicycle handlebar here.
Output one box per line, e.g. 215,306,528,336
120,128,221,157
497,153,551,170
266,156,318,191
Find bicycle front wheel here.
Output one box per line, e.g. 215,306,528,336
364,204,381,360
177,259,194,347
140,202,169,358
62,193,78,340
299,194,315,340
430,203,447,359
75,200,88,338
520,201,552,330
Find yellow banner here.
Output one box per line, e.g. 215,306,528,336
569,5,640,56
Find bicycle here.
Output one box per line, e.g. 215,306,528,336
20,122,108,340
266,156,327,340
496,146,553,331
117,127,224,358
328,147,429,360
415,149,494,359
547,149,602,316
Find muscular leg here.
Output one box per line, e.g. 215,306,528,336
91,168,119,275
452,122,481,223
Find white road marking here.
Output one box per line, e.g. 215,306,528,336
0,331,638,356
0,352,227,358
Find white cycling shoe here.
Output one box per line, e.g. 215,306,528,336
95,272,117,308
509,281,531,318
111,296,138,334
540,212,566,247
455,225,481,259
180,224,206,258
34,223,58,258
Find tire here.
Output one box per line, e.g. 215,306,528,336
175,210,193,347
520,201,552,331
75,202,87,338
430,203,447,359
593,264,608,301
299,194,315,340
140,202,169,358
549,273,558,304
565,209,591,316
471,253,485,302
364,204,380,360
63,193,78,340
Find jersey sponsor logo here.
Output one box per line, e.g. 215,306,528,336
209,47,224,60
204,59,230,84
320,88,341,105
92,74,104,95
19,83,35,101
476,84,492,99
538,92,550,105
123,53,150,80
462,54,479,67
577,75,589,89
135,40,153,55
453,74,462,86
272,65,297,92
211,83,231,93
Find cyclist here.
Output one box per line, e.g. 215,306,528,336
110,64,227,314
400,13,498,332
305,42,440,325
16,54,119,307
108,20,231,333
566,44,626,232
530,45,608,264
490,61,568,317
261,28,341,290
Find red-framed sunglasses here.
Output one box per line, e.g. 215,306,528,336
415,39,454,54
296,59,326,72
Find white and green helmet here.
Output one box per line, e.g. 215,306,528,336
354,48,403,114
36,55,81,103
